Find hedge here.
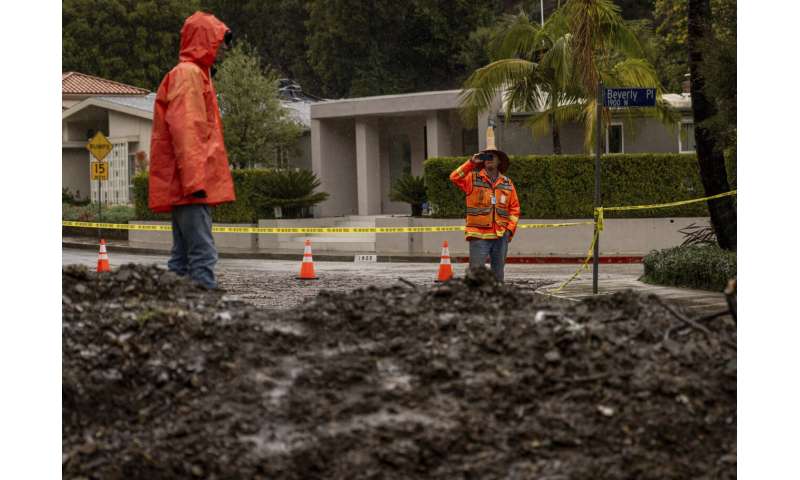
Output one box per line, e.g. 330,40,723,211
641,245,736,291
424,152,737,219
62,203,136,239
63,203,137,223
134,169,295,223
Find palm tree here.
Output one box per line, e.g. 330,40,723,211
688,0,736,250
460,0,677,154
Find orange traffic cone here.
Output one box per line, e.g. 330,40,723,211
96,239,111,272
297,239,318,280
435,240,453,282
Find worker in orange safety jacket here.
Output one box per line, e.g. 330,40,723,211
449,126,521,282
148,11,235,290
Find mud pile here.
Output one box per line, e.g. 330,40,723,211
63,264,736,479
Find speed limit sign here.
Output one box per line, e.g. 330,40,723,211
91,161,108,181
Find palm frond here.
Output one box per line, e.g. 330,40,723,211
540,33,573,92
459,59,537,122
582,99,600,153
491,12,542,60
503,82,548,120
525,100,588,139
606,58,660,89
605,21,646,59
542,4,570,37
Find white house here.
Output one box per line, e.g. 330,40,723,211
310,89,695,217
62,72,314,204
62,72,153,203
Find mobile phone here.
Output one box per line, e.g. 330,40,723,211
477,153,493,161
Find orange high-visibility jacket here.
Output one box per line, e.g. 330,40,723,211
148,12,235,213
450,159,521,240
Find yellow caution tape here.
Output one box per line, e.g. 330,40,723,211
64,191,736,294
546,190,737,292
63,220,589,234
62,221,173,231
594,208,604,232
602,189,736,212
594,190,736,232
545,227,598,294
517,221,594,229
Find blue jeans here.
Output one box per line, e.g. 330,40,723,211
468,232,510,282
168,204,218,289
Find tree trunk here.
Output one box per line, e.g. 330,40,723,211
550,112,562,154
688,0,736,251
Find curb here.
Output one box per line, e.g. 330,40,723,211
531,291,580,306
63,240,644,264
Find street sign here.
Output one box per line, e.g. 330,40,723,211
603,88,656,108
86,131,113,161
91,161,109,181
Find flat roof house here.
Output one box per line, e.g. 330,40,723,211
310,89,695,218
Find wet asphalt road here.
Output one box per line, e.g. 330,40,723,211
62,248,644,310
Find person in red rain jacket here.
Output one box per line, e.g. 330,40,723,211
148,11,235,289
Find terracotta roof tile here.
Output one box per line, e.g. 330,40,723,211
62,71,150,96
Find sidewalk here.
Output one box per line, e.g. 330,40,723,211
62,236,641,264
537,272,729,315
62,236,441,262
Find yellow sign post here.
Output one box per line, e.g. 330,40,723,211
86,131,113,161
86,131,113,240
90,161,109,180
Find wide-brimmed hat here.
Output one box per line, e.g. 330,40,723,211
480,125,510,173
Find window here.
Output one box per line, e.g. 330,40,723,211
605,123,624,153
128,152,137,202
461,128,478,155
389,134,411,187
679,121,696,152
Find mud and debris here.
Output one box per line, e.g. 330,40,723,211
63,263,736,479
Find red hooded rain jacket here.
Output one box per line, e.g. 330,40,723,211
148,12,235,213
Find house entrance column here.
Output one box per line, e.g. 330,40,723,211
425,111,452,158
355,118,381,215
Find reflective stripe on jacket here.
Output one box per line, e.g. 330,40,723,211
148,12,235,213
449,159,521,240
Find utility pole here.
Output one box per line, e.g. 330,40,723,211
541,0,545,26
593,81,603,295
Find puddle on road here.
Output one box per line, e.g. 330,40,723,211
260,320,306,337
241,408,456,457
376,359,413,392
251,357,305,407
240,423,317,456
316,340,380,358
323,408,456,436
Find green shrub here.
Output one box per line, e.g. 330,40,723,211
133,169,329,222
62,203,136,223
424,153,722,219
641,245,736,291
62,188,90,206
133,174,171,221
249,169,329,219
389,175,427,216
